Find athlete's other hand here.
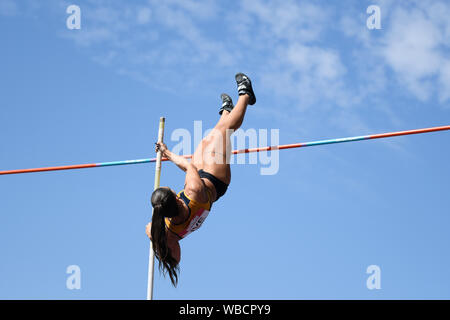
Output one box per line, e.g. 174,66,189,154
145,222,152,240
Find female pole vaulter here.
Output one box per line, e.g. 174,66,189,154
145,73,256,286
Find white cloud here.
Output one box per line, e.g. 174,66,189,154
56,0,346,111
232,0,353,113
339,13,371,47
238,0,328,46
160,0,218,20
439,61,450,103
379,3,450,102
44,0,450,134
67,27,115,47
337,0,450,111
270,43,348,108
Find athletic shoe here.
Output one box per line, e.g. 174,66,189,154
219,93,234,115
235,72,256,105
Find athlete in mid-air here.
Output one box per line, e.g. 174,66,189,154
146,73,256,286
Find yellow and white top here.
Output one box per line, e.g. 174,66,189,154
165,189,212,239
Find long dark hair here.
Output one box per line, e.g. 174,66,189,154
151,187,180,287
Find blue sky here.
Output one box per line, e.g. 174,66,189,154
0,0,449,299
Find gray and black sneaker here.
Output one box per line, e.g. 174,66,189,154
219,93,234,115
235,73,256,105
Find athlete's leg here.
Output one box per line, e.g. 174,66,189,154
191,94,250,184
217,94,249,131
191,73,256,184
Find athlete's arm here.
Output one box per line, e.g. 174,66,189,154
168,239,181,264
155,142,205,195
148,221,180,264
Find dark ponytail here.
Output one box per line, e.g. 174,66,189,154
151,187,180,287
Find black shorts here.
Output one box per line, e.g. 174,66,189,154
198,169,229,202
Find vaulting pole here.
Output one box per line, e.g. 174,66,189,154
1,125,450,176
147,117,165,300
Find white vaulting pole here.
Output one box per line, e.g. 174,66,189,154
147,117,165,300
